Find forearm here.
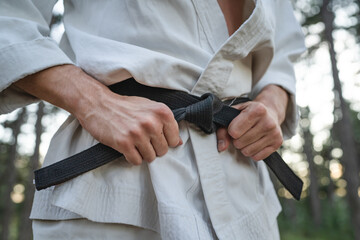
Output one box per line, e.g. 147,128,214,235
253,84,289,125
14,64,181,165
13,64,109,118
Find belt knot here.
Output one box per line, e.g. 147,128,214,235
172,93,223,134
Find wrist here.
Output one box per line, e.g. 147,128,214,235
54,66,116,122
71,78,117,124
254,85,289,125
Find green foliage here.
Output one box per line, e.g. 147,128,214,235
278,198,353,239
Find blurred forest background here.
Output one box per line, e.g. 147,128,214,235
1,0,360,239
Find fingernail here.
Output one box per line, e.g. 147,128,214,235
218,140,225,152
177,138,183,146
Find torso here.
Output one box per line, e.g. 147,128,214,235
217,0,245,35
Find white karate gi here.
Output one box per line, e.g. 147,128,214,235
0,0,305,239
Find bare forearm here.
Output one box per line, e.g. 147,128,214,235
14,64,108,118
14,64,181,165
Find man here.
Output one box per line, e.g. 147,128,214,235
0,0,305,239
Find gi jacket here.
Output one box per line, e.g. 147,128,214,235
0,0,305,239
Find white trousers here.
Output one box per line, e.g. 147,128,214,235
33,218,280,240
33,219,161,240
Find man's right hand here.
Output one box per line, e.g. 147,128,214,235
14,64,182,165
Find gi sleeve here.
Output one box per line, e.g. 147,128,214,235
249,0,306,139
0,0,73,114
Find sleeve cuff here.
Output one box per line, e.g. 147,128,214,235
0,85,38,114
0,37,73,114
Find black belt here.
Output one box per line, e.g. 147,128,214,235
34,78,303,200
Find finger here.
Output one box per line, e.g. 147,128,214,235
228,102,265,139
163,120,182,147
231,102,250,111
216,127,231,152
232,122,266,150
251,146,276,161
151,103,181,147
239,136,271,158
150,131,168,157
135,140,157,163
122,147,143,165
228,107,258,140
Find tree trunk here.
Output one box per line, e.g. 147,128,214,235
301,108,322,226
19,102,45,240
1,108,27,240
322,0,360,239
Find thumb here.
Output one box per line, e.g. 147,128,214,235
216,127,231,152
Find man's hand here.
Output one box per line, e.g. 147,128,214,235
77,92,182,165
14,65,182,165
216,85,289,160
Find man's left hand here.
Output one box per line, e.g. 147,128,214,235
216,84,289,161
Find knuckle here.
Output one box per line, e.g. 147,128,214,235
241,149,250,157
125,154,142,165
155,103,172,118
228,127,239,139
115,138,131,150
232,139,240,149
129,127,143,139
263,121,276,131
252,103,267,117
140,116,157,130
144,154,156,163
274,137,283,148
236,142,245,150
